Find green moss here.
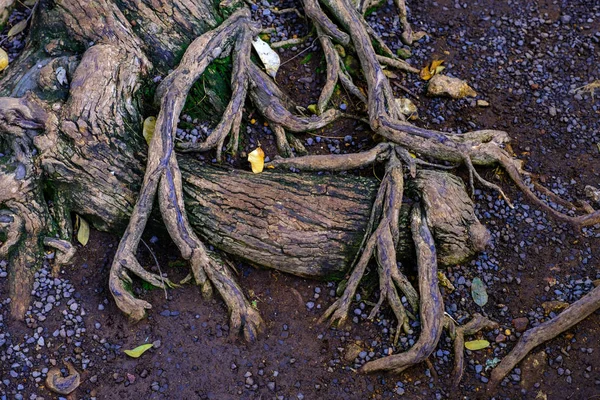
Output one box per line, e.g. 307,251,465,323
182,55,232,123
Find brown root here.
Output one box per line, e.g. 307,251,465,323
360,204,444,374
449,313,498,390
488,285,600,391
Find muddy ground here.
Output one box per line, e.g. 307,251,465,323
1,0,599,399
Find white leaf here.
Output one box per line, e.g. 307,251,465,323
56,67,67,86
252,37,280,79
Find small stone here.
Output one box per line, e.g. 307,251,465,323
512,317,529,332
495,333,507,343
268,381,276,391
477,100,490,107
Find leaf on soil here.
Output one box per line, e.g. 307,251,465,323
7,20,27,37
124,343,153,358
419,59,445,81
252,37,280,79
77,216,90,246
471,277,488,307
24,0,38,6
143,116,157,144
464,339,490,351
436,271,455,292
383,69,398,79
248,147,265,174
0,48,8,72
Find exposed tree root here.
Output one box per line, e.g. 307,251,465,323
1,0,599,390
448,313,498,390
360,205,444,374
488,285,600,391
109,8,263,339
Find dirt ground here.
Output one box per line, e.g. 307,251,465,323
1,0,599,399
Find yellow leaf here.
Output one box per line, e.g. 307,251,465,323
124,343,153,358
419,65,433,81
383,69,398,79
307,104,318,115
420,59,445,81
7,20,27,37
430,59,444,72
0,48,8,73
248,147,265,174
465,340,490,351
143,116,157,144
77,216,90,246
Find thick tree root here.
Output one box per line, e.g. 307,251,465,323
488,285,600,391
320,153,419,339
449,313,498,390
360,205,444,374
109,9,264,339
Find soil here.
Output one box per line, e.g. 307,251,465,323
1,0,600,399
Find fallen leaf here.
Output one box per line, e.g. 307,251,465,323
0,48,8,72
7,20,27,37
248,147,265,174
471,277,488,307
437,271,455,292
307,104,318,115
419,65,433,81
252,37,280,79
143,116,157,144
55,66,67,86
77,216,90,246
383,69,398,79
124,343,153,358
420,59,445,81
465,339,490,351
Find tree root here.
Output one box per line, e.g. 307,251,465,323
320,153,419,344
360,205,444,374
109,8,264,339
449,313,498,391
488,285,600,391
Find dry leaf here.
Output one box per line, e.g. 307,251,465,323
252,37,280,79
437,271,455,292
465,339,490,351
420,59,445,81
395,98,418,119
77,216,90,246
383,69,398,79
7,20,27,37
143,116,157,144
0,48,8,72
124,343,153,358
248,147,265,173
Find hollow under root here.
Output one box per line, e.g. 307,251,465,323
488,284,600,391
360,205,444,374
